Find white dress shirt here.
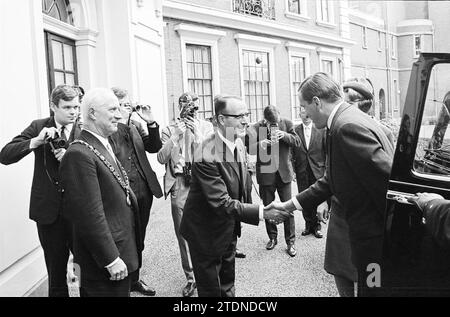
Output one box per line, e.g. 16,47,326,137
303,123,312,150
54,121,73,140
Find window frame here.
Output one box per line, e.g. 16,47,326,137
235,34,279,124
377,30,382,52
176,24,225,120
44,31,78,96
319,55,338,80
391,34,397,60
362,26,368,49
288,50,310,122
184,44,214,120
413,34,423,59
285,0,309,21
316,0,335,27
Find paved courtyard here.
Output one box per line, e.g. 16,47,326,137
136,181,338,297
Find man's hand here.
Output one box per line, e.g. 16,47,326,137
275,130,286,140
408,192,445,212
53,148,66,162
263,204,292,225
260,139,271,151
136,105,155,124
317,201,329,224
107,258,128,281
30,127,58,149
171,120,186,142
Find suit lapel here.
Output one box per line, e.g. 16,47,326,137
80,130,120,172
215,132,240,180
69,120,82,142
297,124,307,151
309,126,317,150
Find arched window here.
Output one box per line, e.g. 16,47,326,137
42,0,74,26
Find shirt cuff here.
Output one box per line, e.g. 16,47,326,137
259,205,264,221
105,257,119,268
291,197,302,211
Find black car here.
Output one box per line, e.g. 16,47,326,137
383,53,450,296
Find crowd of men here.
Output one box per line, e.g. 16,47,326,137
1,71,408,297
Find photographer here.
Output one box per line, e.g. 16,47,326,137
246,105,300,257
157,92,213,297
110,87,163,296
0,85,82,297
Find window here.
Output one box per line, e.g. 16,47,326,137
377,31,382,51
233,0,275,20
317,0,330,23
413,63,450,178
321,59,334,77
42,0,74,25
414,34,423,58
362,27,368,49
391,35,397,59
288,0,305,15
243,50,270,122
186,44,213,120
291,56,307,120
45,32,78,95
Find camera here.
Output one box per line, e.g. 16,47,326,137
179,101,198,119
47,135,67,150
131,104,150,112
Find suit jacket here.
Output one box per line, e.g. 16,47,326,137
180,132,259,257
293,123,327,183
296,103,393,269
247,118,300,186
157,119,213,198
109,122,163,199
60,130,140,281
0,117,81,224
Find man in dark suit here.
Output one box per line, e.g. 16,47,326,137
246,106,300,256
266,73,393,296
293,107,327,238
180,95,291,297
110,87,162,296
0,85,81,297
60,88,140,297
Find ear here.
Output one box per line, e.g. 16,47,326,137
50,102,57,112
88,107,96,121
312,96,321,110
217,115,225,126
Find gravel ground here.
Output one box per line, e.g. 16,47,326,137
136,179,339,297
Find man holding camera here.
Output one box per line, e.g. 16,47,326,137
246,105,300,257
157,92,213,297
110,87,163,296
0,85,82,297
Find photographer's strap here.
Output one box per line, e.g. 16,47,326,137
72,140,132,206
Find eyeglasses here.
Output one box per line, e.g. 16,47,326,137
220,112,250,120
120,102,132,108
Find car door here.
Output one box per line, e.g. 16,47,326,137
383,53,450,296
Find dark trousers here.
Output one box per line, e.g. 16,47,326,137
296,164,320,231
130,177,153,284
260,174,295,245
189,237,237,297
36,215,72,297
80,275,132,297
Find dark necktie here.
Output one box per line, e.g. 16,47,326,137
234,147,244,200
60,126,68,141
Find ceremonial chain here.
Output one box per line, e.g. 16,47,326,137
72,140,132,206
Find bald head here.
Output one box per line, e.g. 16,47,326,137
81,88,122,137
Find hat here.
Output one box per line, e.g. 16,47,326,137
343,80,374,100
179,92,198,104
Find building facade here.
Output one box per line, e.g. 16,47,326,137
0,0,167,296
163,0,354,124
348,0,450,121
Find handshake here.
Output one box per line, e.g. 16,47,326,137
263,201,294,225
262,199,329,225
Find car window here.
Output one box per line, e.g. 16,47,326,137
413,63,450,178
